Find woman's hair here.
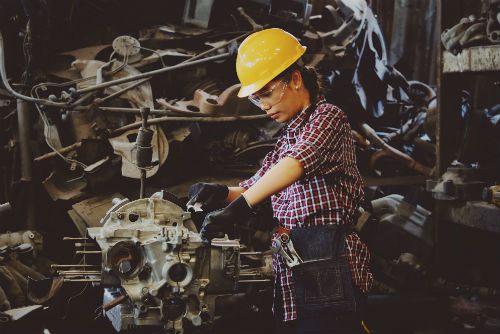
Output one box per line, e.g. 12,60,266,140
274,60,320,103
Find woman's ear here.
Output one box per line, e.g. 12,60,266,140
291,70,302,90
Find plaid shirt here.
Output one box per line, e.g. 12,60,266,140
239,98,373,321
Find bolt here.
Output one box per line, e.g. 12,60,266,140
117,213,124,220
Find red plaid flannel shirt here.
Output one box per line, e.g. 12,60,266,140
239,98,373,321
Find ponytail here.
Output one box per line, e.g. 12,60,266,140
274,60,320,104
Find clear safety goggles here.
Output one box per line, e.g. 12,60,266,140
248,79,288,109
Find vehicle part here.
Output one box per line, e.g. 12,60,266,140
82,196,269,333
426,166,493,201
158,84,257,116
371,194,433,245
0,231,42,253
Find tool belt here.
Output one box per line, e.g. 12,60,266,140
272,224,356,317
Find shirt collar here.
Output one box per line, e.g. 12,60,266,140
286,96,327,131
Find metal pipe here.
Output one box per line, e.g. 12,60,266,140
63,237,89,240
74,243,98,247
33,142,82,162
238,279,271,283
111,114,269,135
75,251,101,254
51,264,100,268
17,99,36,230
77,52,230,94
96,106,197,116
93,78,151,106
58,271,101,275
17,100,32,181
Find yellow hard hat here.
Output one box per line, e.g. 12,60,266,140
236,28,307,97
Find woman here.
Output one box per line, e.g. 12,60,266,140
188,28,373,332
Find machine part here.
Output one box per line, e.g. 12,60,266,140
0,266,26,307
483,185,500,207
0,230,42,253
3,253,46,281
67,193,126,236
76,52,230,95
27,277,64,304
112,36,141,58
426,166,493,201
136,107,154,198
371,194,433,245
0,286,10,311
487,3,500,43
159,84,259,116
108,125,168,179
42,170,86,201
359,122,433,177
315,1,367,57
441,16,481,55
86,197,252,333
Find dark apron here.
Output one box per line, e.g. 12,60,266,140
290,224,356,317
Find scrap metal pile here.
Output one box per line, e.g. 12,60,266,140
0,0,498,332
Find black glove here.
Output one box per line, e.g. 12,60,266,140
200,195,253,242
186,183,229,212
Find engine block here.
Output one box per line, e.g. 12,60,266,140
87,197,241,333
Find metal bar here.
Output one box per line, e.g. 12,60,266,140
63,279,101,282
94,78,150,106
97,106,194,116
75,251,101,254
74,243,97,247
58,271,101,275
34,142,82,162
110,114,269,135
17,100,32,181
240,252,263,255
63,237,89,240
238,279,271,283
77,52,230,94
51,264,100,268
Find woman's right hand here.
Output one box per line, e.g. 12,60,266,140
186,183,229,212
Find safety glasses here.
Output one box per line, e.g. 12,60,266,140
248,79,289,109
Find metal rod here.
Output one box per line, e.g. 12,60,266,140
58,271,101,275
51,264,100,268
74,243,97,247
111,114,269,135
17,100,36,230
94,78,150,106
34,142,82,162
64,279,101,282
77,52,230,94
75,251,101,254
140,169,146,199
103,295,127,312
240,252,263,255
238,279,271,283
63,237,89,240
17,100,32,181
